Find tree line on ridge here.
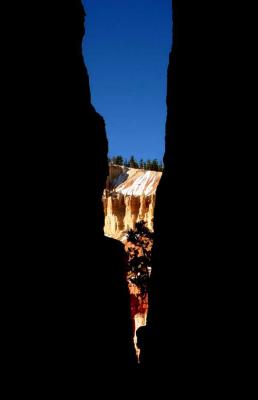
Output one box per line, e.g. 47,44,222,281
108,155,164,172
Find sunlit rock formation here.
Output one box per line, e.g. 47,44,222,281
103,165,161,239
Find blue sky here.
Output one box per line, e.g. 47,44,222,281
82,0,172,162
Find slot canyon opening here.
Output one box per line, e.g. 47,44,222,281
82,0,172,352
8,1,244,390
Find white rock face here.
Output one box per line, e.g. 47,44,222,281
103,165,162,240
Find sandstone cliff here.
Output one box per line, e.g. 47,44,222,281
103,165,162,239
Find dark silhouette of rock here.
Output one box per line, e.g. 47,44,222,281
136,325,151,370
5,0,250,395
5,1,136,394
142,0,249,394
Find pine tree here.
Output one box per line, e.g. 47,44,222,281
126,221,153,297
129,155,138,168
109,156,163,170
151,159,159,171
115,155,123,165
139,159,144,169
146,159,152,170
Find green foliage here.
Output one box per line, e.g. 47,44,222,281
109,156,164,171
126,221,154,297
145,159,152,170
151,159,159,171
139,158,144,169
111,155,124,165
129,155,138,169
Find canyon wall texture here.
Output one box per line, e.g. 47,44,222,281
103,165,161,239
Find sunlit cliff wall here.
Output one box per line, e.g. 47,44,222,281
103,165,161,239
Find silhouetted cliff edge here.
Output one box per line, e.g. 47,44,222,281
145,0,250,395
5,1,136,394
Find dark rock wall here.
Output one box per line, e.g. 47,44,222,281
6,0,248,395
146,0,246,393
7,1,136,393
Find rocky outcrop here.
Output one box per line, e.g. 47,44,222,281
103,165,161,239
103,192,126,236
